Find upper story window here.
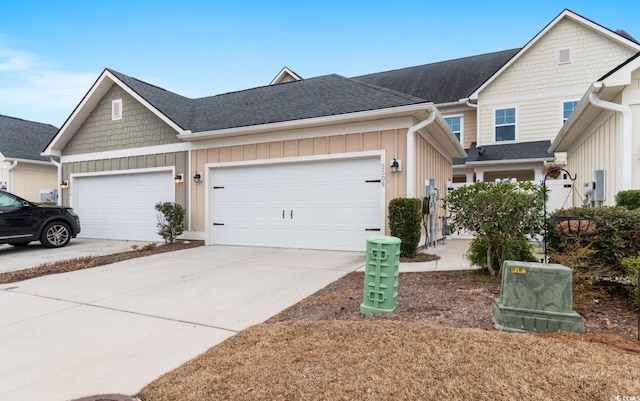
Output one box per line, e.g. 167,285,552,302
494,107,516,142
562,100,579,124
444,116,463,143
112,99,122,121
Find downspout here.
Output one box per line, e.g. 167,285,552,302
50,157,62,205
6,161,17,192
459,98,479,145
406,109,436,198
588,88,632,191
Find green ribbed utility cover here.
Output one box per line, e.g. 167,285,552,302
360,236,401,316
492,260,585,334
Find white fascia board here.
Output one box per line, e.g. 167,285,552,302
1,158,56,167
425,111,467,158
60,142,192,164
469,10,640,101
178,103,433,141
465,157,554,167
270,67,302,85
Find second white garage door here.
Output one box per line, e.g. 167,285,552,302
75,171,174,241
211,157,383,251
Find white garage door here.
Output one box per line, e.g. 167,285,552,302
211,157,382,251
75,171,173,241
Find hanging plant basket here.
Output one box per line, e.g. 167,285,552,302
543,163,564,179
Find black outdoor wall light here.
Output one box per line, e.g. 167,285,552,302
193,172,202,182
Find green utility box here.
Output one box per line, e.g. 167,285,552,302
492,260,585,334
360,236,401,316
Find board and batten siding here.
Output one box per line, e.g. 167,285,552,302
566,112,620,207
60,151,188,208
63,84,181,156
414,132,453,235
190,129,409,233
12,166,57,202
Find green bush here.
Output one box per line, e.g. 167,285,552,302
467,237,538,272
621,255,640,307
548,207,640,271
155,202,186,243
388,198,422,258
616,189,640,210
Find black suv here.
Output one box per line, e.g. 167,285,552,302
0,189,81,248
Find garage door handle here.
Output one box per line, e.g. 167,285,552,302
282,210,285,219
290,210,293,219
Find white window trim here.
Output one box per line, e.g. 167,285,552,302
557,48,572,65
493,106,517,143
444,114,464,145
112,99,122,121
561,99,580,125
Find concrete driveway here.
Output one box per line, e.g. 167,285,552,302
0,245,365,401
0,238,154,274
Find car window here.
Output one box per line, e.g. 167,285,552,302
0,192,22,207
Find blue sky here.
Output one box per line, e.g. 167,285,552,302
1,1,639,127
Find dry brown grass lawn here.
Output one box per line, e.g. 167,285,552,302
139,321,640,401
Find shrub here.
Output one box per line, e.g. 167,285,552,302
548,207,640,272
621,255,640,307
467,237,538,272
444,181,544,276
388,198,422,258
616,189,640,210
155,202,186,243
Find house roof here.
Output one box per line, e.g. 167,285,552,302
47,68,463,155
108,69,428,132
352,49,519,104
458,141,555,166
0,115,58,162
469,9,640,100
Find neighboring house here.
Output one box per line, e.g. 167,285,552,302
355,9,640,186
43,70,464,249
0,115,58,202
549,52,640,207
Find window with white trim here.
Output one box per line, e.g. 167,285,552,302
562,100,579,124
112,99,122,121
494,107,516,142
444,116,463,144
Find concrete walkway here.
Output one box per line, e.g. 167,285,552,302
0,246,365,401
401,238,476,272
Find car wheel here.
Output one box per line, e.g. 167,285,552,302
10,241,31,247
40,222,71,248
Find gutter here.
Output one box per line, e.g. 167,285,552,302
406,109,436,198
459,98,480,147
588,83,632,190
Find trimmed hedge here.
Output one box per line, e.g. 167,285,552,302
616,189,640,210
388,198,422,258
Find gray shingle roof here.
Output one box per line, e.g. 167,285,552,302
461,141,555,164
108,70,427,132
0,115,58,162
352,49,520,103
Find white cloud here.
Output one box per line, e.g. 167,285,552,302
0,47,95,126
0,48,36,70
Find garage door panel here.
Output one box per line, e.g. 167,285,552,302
211,157,381,251
76,171,173,241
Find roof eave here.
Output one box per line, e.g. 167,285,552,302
464,157,555,167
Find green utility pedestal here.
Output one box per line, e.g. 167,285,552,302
360,236,401,316
492,260,584,334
